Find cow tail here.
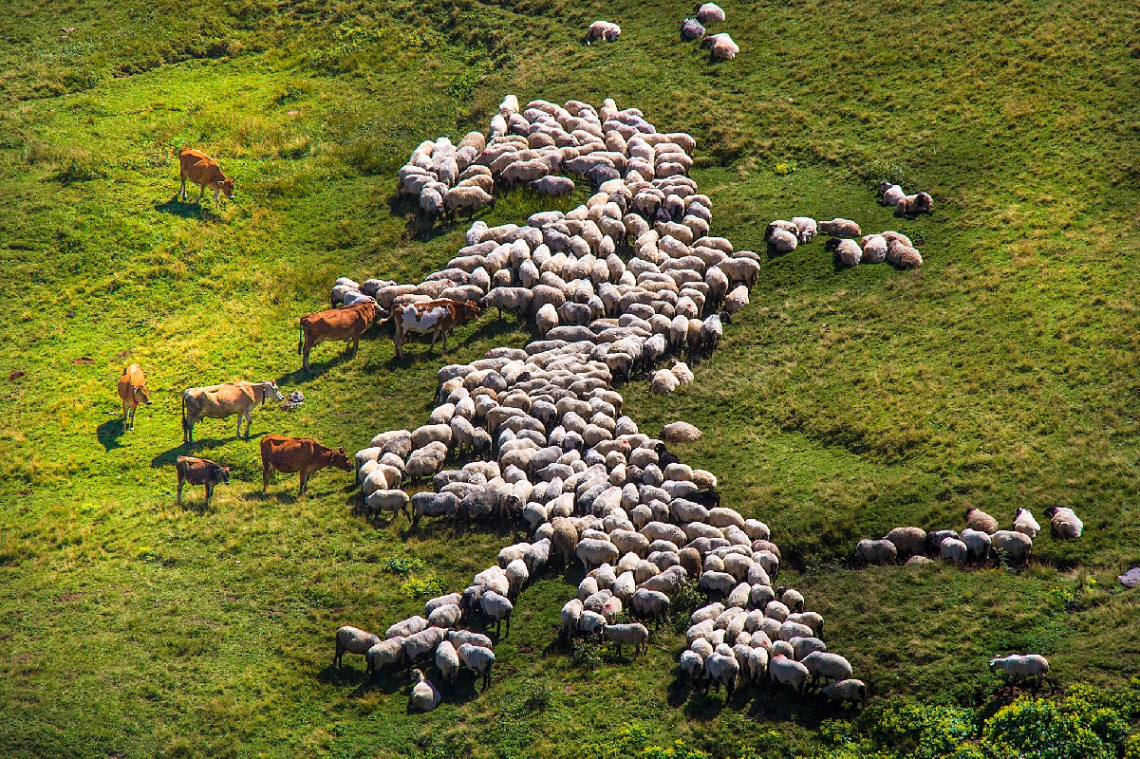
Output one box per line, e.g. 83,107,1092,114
180,391,187,434
298,322,303,355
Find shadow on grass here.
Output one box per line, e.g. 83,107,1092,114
97,419,127,452
275,351,353,387
150,433,266,468
155,194,223,221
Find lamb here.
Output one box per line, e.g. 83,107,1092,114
815,219,860,239
965,507,999,534
1013,507,1041,539
991,530,1033,565
855,538,897,566
334,625,380,668
989,654,1054,691
458,643,496,690
603,623,649,656
823,678,868,707
896,192,933,216
1045,506,1083,539
801,651,852,688
409,669,443,712
701,33,739,61
769,653,809,694
878,181,904,206
481,590,514,637
585,20,621,44
435,640,460,684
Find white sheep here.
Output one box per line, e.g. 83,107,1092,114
1045,506,1083,539
823,678,868,707
701,33,739,61
696,3,725,23
855,539,897,566
704,651,740,698
989,654,1054,691
366,637,405,675
991,530,1033,565
818,218,861,238
791,217,817,244
603,623,649,656
1013,507,1041,538
334,625,379,668
630,588,670,619
940,537,968,566
409,669,443,712
769,653,809,694
966,507,999,534
435,640,460,684
585,20,621,44
960,528,992,563
801,651,852,688
879,181,904,206
458,643,496,689
481,590,514,637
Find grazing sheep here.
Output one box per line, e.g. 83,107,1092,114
927,529,959,554
823,678,868,707
409,669,443,712
334,626,380,668
883,527,927,558
631,588,670,619
966,507,999,534
530,175,576,197
769,654,809,694
585,20,621,44
990,654,1054,692
435,640,460,684
990,530,1033,564
366,637,406,675
818,219,861,238
1013,507,1041,539
444,186,496,216
577,538,620,573
458,643,496,690
701,33,739,61
481,590,514,637
661,421,702,443
960,528,992,564
604,623,649,656
940,538,968,566
1045,506,1083,539
879,182,904,206
855,538,897,566
704,651,740,698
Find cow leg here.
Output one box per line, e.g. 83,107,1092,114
303,341,312,372
429,329,439,352
177,474,184,504
122,400,130,432
214,187,220,205
299,471,308,496
205,482,213,506
180,174,186,201
245,412,253,440
441,329,450,353
197,184,205,204
263,462,272,493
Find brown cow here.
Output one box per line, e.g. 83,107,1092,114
116,363,151,432
260,434,353,496
299,300,381,372
178,148,234,205
390,299,482,358
182,380,283,443
176,455,231,506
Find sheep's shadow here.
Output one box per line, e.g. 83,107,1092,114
97,419,127,452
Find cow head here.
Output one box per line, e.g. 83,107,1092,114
263,380,285,402
218,178,235,199
461,300,482,320
214,466,232,485
329,447,354,473
133,383,152,406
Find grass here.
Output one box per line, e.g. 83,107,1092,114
2,0,1140,756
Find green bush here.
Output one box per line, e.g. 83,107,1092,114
586,723,712,759
983,698,1113,759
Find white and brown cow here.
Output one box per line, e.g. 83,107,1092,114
181,380,283,443
390,299,481,358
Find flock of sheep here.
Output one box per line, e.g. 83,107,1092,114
854,505,1084,568
589,3,740,61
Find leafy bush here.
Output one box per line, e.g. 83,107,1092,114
983,698,1113,759
585,723,711,759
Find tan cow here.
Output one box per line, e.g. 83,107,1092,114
181,380,283,443
116,363,151,432
390,299,482,358
298,300,381,372
260,434,353,496
178,148,234,205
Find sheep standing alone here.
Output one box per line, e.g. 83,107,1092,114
990,654,1054,692
823,678,868,707
1013,507,1041,538
1045,506,1083,539
603,623,649,656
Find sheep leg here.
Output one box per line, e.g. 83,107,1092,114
334,642,344,668
1043,675,1057,694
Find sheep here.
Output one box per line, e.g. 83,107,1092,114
585,20,621,44
989,654,1054,692
826,237,862,267
966,507,999,534
701,33,739,61
766,226,798,255
786,612,823,637
458,643,496,690
530,175,576,197
859,234,888,264
855,538,897,566
680,649,705,685
817,219,861,238
411,491,459,530
366,637,406,675
680,18,705,41
334,625,380,668
769,653,809,694
704,651,740,698
791,217,817,244
1013,507,1041,539
879,181,904,206
409,669,443,712
790,636,826,661
577,538,620,572
480,590,514,637
926,529,959,553
444,186,495,216
483,288,533,320
696,3,726,23
724,285,749,314
883,527,927,558
661,421,702,443
1045,506,1083,539
886,240,923,269
896,192,933,216
823,678,868,707
505,559,530,596
429,604,463,629
387,616,429,639
364,489,411,521
991,530,1033,564
940,538,968,566
435,640,460,684
960,528,992,564
801,651,852,688
630,588,670,619
604,623,649,656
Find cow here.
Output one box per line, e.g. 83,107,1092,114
260,434,353,496
181,380,283,444
389,299,482,359
116,363,151,432
178,148,234,205
176,456,231,506
299,300,381,372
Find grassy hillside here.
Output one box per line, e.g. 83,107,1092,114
2,0,1139,757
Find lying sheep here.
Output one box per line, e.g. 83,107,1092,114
696,3,726,23
1045,506,1083,539
603,623,649,656
879,182,904,206
827,237,862,267
966,507,999,534
585,20,621,44
885,240,923,269
680,18,705,41
989,654,1054,691
818,218,861,238
334,625,380,668
896,192,933,216
701,33,739,61
791,217,817,244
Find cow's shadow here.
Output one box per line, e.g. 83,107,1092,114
275,352,352,385
155,194,221,221
97,419,126,452
150,433,266,468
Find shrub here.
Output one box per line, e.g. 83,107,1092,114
982,697,1113,759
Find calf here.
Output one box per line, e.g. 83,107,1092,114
299,300,381,371
176,456,231,506
390,299,481,358
179,148,234,205
261,434,353,496
116,363,151,432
